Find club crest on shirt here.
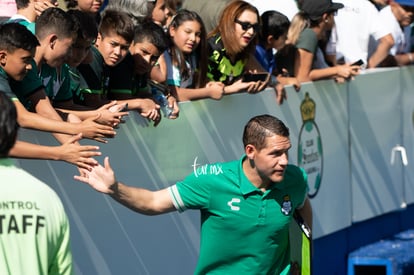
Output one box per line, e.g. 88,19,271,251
281,195,292,216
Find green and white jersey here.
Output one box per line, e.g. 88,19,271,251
9,59,43,110
0,159,73,275
207,34,246,85
40,63,73,103
77,46,109,97
169,156,308,275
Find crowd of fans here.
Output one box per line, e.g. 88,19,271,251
0,0,412,178
1,0,413,160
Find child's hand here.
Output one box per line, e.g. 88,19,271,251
206,82,225,100
34,0,58,16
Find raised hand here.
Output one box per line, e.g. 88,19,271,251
59,133,101,169
74,156,116,194
78,114,116,143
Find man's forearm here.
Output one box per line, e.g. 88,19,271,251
110,182,175,215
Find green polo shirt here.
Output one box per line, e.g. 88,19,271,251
169,156,308,275
0,67,18,101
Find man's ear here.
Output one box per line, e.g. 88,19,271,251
48,34,58,49
0,50,7,66
245,144,256,160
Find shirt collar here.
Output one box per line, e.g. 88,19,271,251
239,155,262,195
239,155,283,196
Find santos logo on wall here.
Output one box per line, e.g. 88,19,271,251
297,92,323,198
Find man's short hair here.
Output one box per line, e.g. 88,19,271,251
243,114,290,150
35,8,78,41
0,91,19,157
99,9,134,43
0,23,39,53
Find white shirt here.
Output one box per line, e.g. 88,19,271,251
378,6,407,55
244,0,299,20
8,14,31,23
332,0,391,64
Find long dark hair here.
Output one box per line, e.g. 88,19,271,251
168,9,208,88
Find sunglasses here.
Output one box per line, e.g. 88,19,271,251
234,19,260,33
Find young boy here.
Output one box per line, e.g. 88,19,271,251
255,10,300,105
109,19,180,120
10,7,115,144
40,9,128,127
0,22,100,168
255,10,290,74
77,9,164,123
110,20,169,98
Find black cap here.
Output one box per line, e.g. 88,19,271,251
300,0,344,21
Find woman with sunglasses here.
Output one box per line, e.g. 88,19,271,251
206,0,269,95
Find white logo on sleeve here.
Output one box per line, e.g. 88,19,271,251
227,198,241,211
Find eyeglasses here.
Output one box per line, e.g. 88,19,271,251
234,19,260,33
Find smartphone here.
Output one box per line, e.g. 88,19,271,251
242,73,268,82
351,59,364,66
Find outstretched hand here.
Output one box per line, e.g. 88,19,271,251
97,101,129,127
74,156,117,194
79,114,116,143
60,133,100,170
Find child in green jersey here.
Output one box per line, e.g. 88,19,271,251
10,7,116,144
78,9,170,124
0,22,100,168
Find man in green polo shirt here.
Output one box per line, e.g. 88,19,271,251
75,114,312,275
